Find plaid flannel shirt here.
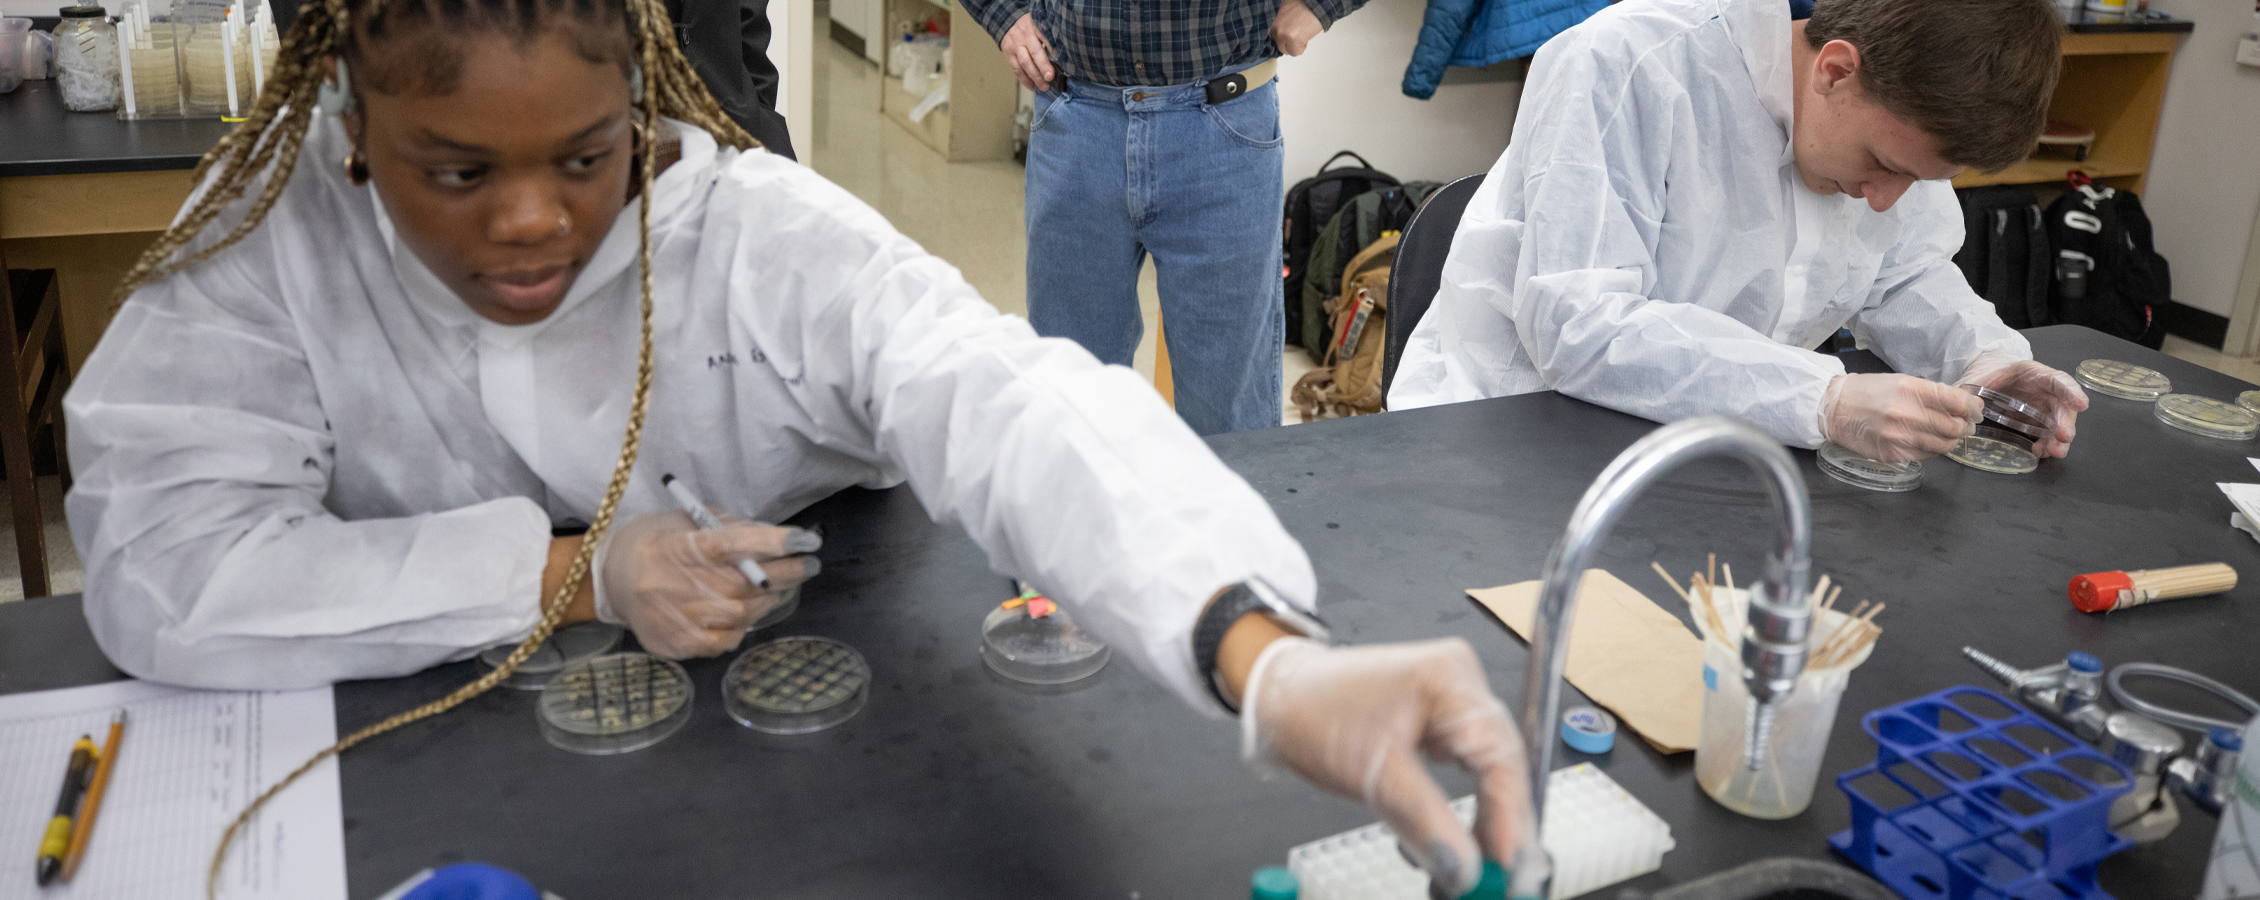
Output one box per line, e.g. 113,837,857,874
962,0,1363,87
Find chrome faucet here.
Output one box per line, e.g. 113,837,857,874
1521,418,1814,817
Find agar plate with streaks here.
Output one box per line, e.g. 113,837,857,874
1816,443,1922,493
537,652,694,755
2076,359,2171,401
479,621,624,690
2156,394,2260,441
1946,434,2039,475
724,636,870,734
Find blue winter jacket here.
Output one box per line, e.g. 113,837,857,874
1401,0,1609,99
1403,0,1813,99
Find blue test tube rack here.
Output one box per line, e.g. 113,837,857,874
1828,686,2134,900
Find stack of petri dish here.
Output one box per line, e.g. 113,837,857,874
1947,385,2051,475
1816,443,1922,493
2075,359,2171,402
2155,394,2260,441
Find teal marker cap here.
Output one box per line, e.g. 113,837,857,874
1251,865,1299,900
1458,859,1509,900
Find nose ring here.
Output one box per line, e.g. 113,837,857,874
557,214,572,237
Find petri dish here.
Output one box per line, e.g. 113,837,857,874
537,652,693,755
750,585,800,632
1816,443,1922,493
2076,359,2171,402
1946,433,2039,475
2156,393,2260,441
1962,384,2053,444
723,636,870,734
980,586,1112,684
479,622,624,691
2239,391,2260,416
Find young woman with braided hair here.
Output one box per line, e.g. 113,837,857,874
66,0,1539,893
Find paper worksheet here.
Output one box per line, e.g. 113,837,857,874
0,680,346,899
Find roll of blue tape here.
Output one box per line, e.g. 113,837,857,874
1561,706,1617,754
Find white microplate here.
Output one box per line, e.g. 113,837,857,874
1285,763,1673,900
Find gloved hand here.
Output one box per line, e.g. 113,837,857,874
1243,637,1536,899
1818,373,1983,463
593,511,820,659
1958,353,2088,459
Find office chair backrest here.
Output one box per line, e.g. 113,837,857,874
1380,173,1486,402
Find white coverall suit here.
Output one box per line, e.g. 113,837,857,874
63,117,1315,712
1388,0,2029,446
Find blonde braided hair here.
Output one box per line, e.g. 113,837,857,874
166,0,761,894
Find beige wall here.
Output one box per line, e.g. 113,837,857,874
1278,0,1523,186
2138,0,2260,318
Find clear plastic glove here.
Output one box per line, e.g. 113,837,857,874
1958,353,2088,458
1818,373,1983,463
1243,637,1536,899
592,511,820,659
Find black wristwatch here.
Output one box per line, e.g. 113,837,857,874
1192,580,1331,713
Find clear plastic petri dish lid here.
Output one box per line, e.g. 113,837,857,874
2239,391,2260,416
2076,359,2171,402
723,636,870,734
2156,393,2260,441
1946,433,2039,475
479,621,623,691
980,585,1112,684
749,585,800,632
1816,443,1922,493
537,652,693,755
1961,384,2053,443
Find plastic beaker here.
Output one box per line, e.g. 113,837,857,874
0,19,28,94
1691,592,1875,819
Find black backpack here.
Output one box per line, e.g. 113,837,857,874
1297,182,1441,357
1283,152,1399,346
1952,186,2053,329
2044,182,2169,349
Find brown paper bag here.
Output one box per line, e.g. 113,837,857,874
1469,569,1704,753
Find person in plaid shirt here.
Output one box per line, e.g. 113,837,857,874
962,0,1368,435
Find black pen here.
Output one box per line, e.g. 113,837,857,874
35,735,95,886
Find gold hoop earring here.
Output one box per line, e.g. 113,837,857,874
344,150,370,186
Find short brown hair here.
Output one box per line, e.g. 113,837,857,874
1806,0,2063,172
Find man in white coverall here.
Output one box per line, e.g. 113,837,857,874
1391,0,2090,463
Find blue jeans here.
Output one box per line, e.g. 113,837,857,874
1024,73,1285,435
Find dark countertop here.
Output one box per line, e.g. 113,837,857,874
0,78,235,178
1,325,2253,898
2063,8,2194,33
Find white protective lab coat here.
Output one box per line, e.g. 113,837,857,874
1388,0,2028,446
64,117,1315,715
